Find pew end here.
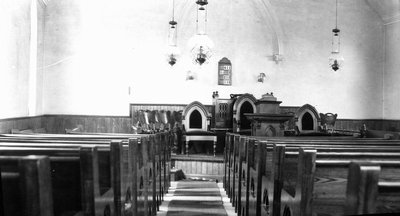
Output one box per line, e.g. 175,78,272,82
0,155,53,216
345,162,381,215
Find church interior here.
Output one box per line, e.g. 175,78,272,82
0,0,400,215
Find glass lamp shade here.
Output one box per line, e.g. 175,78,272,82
166,45,180,66
257,73,266,83
331,28,341,53
186,70,195,80
329,52,344,71
188,34,214,51
188,34,214,65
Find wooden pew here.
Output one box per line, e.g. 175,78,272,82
158,132,171,201
0,131,173,212
0,135,162,215
0,133,166,216
348,163,400,214
224,131,400,203
251,135,400,145
124,136,153,216
65,131,172,215
142,136,156,216
0,144,118,216
246,140,266,216
234,136,248,216
267,147,400,216
158,132,172,192
0,155,53,216
224,133,400,216
223,133,234,195
240,147,400,216
246,142,400,215
154,133,165,209
277,147,400,216
228,135,240,206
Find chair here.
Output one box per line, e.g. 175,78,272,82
319,113,338,133
182,101,217,156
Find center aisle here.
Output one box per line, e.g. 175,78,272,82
158,180,234,216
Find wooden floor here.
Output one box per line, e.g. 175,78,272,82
158,180,235,216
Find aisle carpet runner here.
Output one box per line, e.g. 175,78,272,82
165,180,228,216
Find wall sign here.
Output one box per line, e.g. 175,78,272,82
218,57,232,86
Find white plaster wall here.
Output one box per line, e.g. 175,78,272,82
43,0,130,115
383,21,400,119
42,0,385,118
36,2,45,116
0,0,31,118
268,0,385,119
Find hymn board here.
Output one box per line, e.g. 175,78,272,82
218,57,232,86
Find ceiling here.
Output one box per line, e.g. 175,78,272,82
366,0,400,24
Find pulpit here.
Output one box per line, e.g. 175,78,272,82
245,93,294,137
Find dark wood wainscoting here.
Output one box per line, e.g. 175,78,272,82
0,115,132,134
1,114,400,136
0,116,43,133
335,119,400,132
42,115,132,133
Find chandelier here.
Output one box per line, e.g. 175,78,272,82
166,0,180,66
329,0,344,71
257,73,266,83
188,0,214,65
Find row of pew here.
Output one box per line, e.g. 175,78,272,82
0,131,173,216
223,133,400,216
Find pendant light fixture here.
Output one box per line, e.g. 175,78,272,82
166,0,180,66
188,0,214,66
329,0,344,71
257,73,266,83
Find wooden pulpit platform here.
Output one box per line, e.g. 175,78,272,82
171,154,224,181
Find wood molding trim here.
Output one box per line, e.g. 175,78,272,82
129,103,213,107
43,114,130,118
0,116,42,122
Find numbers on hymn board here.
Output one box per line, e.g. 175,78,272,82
219,70,229,75
222,80,230,85
219,65,231,70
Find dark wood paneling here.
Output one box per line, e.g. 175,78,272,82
0,116,43,133
2,113,399,137
335,119,400,132
42,115,132,134
173,160,224,175
280,106,301,114
0,115,132,134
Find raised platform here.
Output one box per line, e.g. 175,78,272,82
171,154,224,181
172,154,224,162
